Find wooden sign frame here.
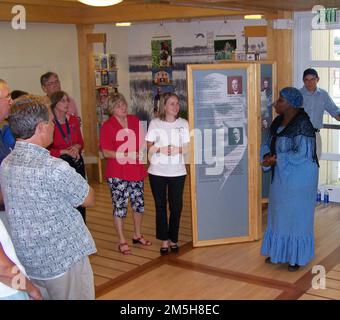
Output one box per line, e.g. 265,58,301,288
187,63,261,247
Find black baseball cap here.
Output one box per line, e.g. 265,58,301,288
303,68,319,79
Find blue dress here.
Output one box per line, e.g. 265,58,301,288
261,122,319,266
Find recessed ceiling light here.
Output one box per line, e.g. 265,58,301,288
78,0,123,7
115,22,132,27
244,15,263,20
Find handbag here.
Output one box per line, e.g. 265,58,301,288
60,154,86,178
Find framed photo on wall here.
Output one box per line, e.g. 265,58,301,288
214,39,236,61
151,39,172,68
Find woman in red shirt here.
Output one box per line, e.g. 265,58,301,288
49,91,87,223
100,93,150,255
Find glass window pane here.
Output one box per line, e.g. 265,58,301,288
311,29,340,61
313,67,340,125
308,67,340,184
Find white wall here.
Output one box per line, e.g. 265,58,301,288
94,18,267,108
0,22,81,112
0,19,266,116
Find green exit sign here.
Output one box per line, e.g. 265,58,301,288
318,7,338,24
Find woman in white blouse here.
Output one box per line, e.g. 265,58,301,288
146,93,189,255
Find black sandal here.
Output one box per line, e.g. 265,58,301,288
288,264,300,272
160,247,169,255
265,257,271,264
170,244,179,252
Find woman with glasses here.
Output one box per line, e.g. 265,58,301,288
48,91,86,223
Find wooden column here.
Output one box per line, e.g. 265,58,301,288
76,24,97,180
267,11,293,95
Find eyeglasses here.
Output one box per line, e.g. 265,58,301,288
0,93,11,101
59,97,69,103
45,80,60,87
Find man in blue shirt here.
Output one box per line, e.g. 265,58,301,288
0,80,12,221
300,68,340,159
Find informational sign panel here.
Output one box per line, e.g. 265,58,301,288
187,63,261,246
260,63,275,199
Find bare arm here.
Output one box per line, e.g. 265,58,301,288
147,142,170,157
147,142,159,157
0,243,42,300
81,186,95,208
101,149,119,159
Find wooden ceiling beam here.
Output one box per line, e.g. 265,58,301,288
81,3,252,24
0,1,277,24
0,0,84,8
0,2,85,23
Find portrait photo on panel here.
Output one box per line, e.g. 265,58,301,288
227,76,243,95
261,77,272,97
228,127,243,145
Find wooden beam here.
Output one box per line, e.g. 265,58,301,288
81,4,248,24
0,2,85,23
0,1,277,24
87,33,106,44
76,25,98,165
273,11,293,92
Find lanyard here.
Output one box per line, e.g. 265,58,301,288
54,116,71,145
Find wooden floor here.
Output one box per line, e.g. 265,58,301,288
87,180,340,300
87,177,192,289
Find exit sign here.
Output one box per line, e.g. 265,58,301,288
318,7,338,24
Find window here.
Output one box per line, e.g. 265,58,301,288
295,12,340,185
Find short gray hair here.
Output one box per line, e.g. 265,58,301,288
9,95,50,139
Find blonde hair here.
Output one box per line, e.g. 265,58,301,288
106,92,127,115
158,92,179,121
0,79,8,91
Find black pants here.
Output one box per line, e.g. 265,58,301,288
60,154,87,224
149,174,186,243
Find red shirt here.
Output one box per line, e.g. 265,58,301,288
100,114,147,181
49,115,84,157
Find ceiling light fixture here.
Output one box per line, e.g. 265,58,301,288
244,15,263,20
78,0,123,7
115,22,131,27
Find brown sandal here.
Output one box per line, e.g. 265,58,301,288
132,235,152,246
118,242,131,255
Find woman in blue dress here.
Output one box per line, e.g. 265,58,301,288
261,87,319,272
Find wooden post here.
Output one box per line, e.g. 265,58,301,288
268,11,293,94
77,24,97,180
